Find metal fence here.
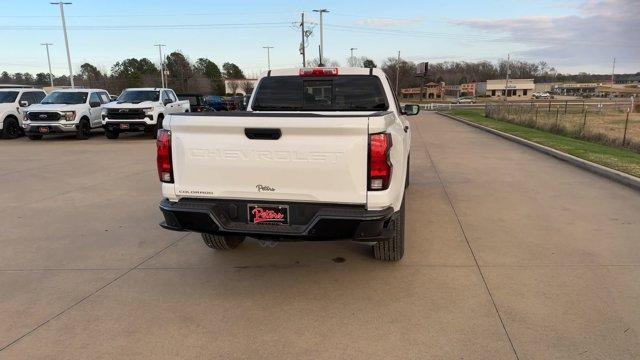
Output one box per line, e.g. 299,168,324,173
485,102,639,152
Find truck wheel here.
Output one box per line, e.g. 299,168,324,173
372,197,405,261
105,128,119,139
202,233,245,250
1,117,20,139
76,118,91,140
28,134,43,140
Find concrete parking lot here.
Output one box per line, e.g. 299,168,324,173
1,112,639,359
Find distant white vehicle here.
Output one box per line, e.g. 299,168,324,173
451,96,476,104
101,88,190,139
0,88,46,139
24,89,110,140
533,92,552,99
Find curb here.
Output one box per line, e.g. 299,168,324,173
437,112,640,192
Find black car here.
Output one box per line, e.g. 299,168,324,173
177,93,206,112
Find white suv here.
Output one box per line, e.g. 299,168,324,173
0,88,46,139
24,89,111,140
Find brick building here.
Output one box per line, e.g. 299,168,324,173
460,83,476,96
400,82,444,100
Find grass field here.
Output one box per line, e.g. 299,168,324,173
445,109,640,178
485,103,640,152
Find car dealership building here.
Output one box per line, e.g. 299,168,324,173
477,79,535,99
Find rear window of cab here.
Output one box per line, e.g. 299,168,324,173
252,75,389,111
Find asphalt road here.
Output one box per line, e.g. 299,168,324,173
1,112,639,359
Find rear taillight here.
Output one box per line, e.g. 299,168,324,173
368,133,392,191
157,129,173,183
299,67,339,77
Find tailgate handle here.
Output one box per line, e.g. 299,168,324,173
245,128,282,140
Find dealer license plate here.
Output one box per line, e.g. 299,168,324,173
248,204,289,225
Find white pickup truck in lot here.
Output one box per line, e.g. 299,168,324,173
101,88,190,139
157,67,419,261
0,88,46,139
24,89,111,140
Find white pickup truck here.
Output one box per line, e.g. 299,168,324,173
101,88,190,139
24,89,111,140
0,88,46,139
157,67,419,261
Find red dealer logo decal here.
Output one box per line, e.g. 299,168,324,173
251,207,285,223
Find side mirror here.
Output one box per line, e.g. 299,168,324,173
163,98,172,106
90,101,101,108
19,100,29,107
403,104,420,116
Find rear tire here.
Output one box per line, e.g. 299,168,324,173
1,117,20,139
76,118,90,140
28,134,43,140
105,128,119,139
202,233,245,250
372,196,405,261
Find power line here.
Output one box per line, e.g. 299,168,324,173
0,10,299,18
0,20,636,48
0,22,293,30
322,24,640,47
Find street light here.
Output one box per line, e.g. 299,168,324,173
313,9,329,66
350,47,357,66
262,46,273,70
41,43,54,87
154,44,166,88
50,2,74,88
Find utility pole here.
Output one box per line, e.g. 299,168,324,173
263,46,273,70
350,47,357,66
300,12,306,67
41,43,54,88
504,53,510,102
51,2,74,88
611,57,616,88
313,9,329,66
154,44,166,88
395,51,401,96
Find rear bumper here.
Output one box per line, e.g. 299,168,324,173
159,198,394,241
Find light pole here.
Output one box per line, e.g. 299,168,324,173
154,44,166,88
504,53,510,102
313,9,329,66
350,47,357,66
41,43,54,88
50,2,74,88
263,46,273,70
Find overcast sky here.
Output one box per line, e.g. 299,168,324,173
0,0,637,77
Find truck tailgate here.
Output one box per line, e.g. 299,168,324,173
169,114,369,204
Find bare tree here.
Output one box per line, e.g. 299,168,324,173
241,80,254,94
228,80,240,95
307,57,340,67
347,56,370,67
